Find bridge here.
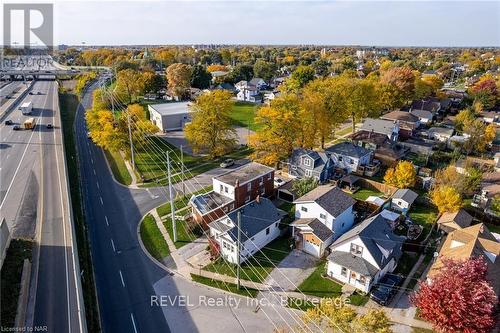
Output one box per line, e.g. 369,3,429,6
1,55,81,79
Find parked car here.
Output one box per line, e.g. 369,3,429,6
369,274,404,306
220,159,234,168
274,177,285,187
46,123,53,129
5,120,13,125
13,125,20,131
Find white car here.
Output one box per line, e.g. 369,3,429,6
220,159,234,168
274,177,285,187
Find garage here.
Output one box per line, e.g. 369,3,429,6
148,102,193,132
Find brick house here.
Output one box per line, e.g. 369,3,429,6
189,162,275,228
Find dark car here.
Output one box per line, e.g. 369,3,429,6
369,274,403,306
5,120,13,125
13,125,20,131
46,123,53,129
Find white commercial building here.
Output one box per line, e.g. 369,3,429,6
148,102,192,132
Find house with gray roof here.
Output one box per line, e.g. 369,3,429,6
360,118,399,141
325,142,374,174
326,213,405,293
291,218,334,258
208,197,283,264
285,148,334,183
294,185,356,245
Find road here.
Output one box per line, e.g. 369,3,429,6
76,81,304,333
0,80,85,332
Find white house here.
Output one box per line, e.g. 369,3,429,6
249,78,266,90
208,197,282,264
148,102,192,132
327,213,405,293
325,142,374,174
292,185,356,257
391,189,418,213
235,80,248,91
236,87,261,103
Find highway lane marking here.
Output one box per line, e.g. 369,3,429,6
96,181,100,189
93,168,96,175
99,196,103,205
91,157,93,164
104,215,109,226
119,270,125,287
0,82,48,210
110,238,116,252
130,313,138,333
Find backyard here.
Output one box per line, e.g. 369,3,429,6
203,237,292,283
408,202,438,234
352,188,385,201
230,101,261,131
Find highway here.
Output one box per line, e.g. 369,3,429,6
0,80,85,332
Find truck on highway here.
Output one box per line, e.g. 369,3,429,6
19,101,33,115
23,118,36,130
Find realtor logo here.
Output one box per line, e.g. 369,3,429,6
3,3,53,52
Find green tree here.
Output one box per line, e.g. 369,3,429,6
253,59,277,82
280,65,315,93
191,65,211,89
184,90,236,158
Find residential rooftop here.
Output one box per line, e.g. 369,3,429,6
294,185,356,217
190,191,233,215
215,162,274,186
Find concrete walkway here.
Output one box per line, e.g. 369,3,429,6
150,209,191,278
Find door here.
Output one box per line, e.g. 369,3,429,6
303,239,320,257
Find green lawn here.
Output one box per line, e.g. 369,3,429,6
204,237,292,283
230,102,261,131
104,150,132,185
140,214,170,260
0,240,33,328
335,126,353,137
486,223,500,234
296,262,343,298
164,218,201,249
191,274,259,298
409,203,438,234
352,188,384,201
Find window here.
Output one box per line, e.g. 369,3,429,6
319,213,326,220
223,207,228,213
303,158,311,167
338,156,343,162
359,276,366,285
341,267,348,277
225,186,228,193
220,185,224,192
261,187,265,195
350,244,363,256
266,227,270,235
349,158,354,165
259,177,263,185
292,165,297,171
247,183,252,191
267,173,272,180
230,203,235,210
275,222,278,227
301,206,308,212
245,196,250,203
305,169,312,177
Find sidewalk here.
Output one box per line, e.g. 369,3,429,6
120,151,139,188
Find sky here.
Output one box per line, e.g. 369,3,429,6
4,1,500,47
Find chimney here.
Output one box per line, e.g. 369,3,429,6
256,195,260,204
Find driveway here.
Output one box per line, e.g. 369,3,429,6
262,250,319,291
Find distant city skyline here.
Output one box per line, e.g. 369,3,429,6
8,1,500,47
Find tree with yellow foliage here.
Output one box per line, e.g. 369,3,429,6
184,90,236,158
383,161,417,188
166,63,192,100
249,94,302,166
430,185,462,214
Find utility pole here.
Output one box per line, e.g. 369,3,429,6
237,210,241,290
180,145,185,196
127,112,135,170
167,151,177,242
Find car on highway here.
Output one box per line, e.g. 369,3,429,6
5,120,13,125
220,159,234,168
13,125,20,131
274,177,285,187
46,123,53,129
87,131,92,139
369,274,404,306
